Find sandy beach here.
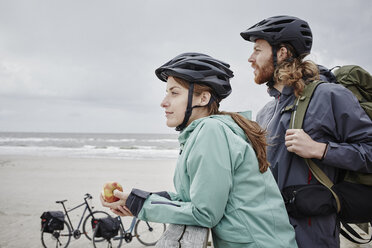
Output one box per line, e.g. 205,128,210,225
0,155,176,248
0,155,371,248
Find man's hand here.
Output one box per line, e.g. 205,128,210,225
285,129,327,159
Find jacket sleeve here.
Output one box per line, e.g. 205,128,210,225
125,189,171,216
308,84,372,172
137,120,232,228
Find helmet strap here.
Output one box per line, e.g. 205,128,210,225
175,84,220,132
176,83,195,132
266,46,277,88
272,46,278,68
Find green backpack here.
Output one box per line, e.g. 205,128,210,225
289,65,372,243
334,65,372,119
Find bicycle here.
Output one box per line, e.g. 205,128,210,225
92,215,166,247
41,193,111,248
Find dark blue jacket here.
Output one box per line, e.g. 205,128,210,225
256,82,372,248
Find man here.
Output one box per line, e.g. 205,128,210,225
240,15,372,248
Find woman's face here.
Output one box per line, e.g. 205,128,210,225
160,76,189,128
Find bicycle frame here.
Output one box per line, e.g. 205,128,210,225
121,216,157,237
58,194,94,234
42,193,113,248
122,216,137,234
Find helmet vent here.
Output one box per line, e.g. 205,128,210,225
264,27,283,33
222,84,231,90
256,19,269,26
217,75,227,80
190,64,210,71
301,31,312,37
270,19,295,26
301,24,309,28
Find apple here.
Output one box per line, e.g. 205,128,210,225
102,181,123,203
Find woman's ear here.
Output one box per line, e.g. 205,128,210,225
199,91,211,107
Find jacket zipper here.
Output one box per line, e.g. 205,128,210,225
266,94,280,129
179,144,184,155
150,201,181,207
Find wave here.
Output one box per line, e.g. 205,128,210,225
0,137,178,145
0,145,179,160
0,137,138,143
82,145,158,150
0,132,179,159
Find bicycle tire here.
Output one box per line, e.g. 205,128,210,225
41,220,72,248
82,210,110,240
92,221,124,248
135,220,166,246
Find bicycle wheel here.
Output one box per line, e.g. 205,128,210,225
135,220,166,246
82,210,110,240
41,220,72,248
92,222,124,248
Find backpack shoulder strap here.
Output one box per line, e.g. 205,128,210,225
289,80,341,212
289,80,323,129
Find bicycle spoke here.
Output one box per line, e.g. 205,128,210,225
82,211,111,240
92,223,124,248
41,221,71,248
135,220,166,246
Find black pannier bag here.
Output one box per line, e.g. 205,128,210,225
93,216,120,240
40,211,65,233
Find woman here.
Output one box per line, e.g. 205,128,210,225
101,52,298,248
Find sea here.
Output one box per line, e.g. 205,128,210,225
0,132,180,160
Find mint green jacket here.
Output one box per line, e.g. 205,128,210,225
138,115,297,248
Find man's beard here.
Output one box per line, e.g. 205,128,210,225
253,59,275,85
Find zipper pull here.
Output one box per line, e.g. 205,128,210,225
179,144,184,155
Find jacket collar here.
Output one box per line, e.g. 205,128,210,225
268,85,294,98
178,115,247,146
178,117,206,146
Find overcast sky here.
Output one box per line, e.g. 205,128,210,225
0,0,371,134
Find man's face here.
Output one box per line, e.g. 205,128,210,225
248,39,274,85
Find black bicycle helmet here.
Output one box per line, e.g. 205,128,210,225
155,52,233,99
155,52,234,131
240,15,313,57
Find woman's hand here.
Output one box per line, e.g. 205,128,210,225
110,205,134,217
285,129,327,159
100,190,134,216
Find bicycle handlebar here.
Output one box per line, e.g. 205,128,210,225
84,193,93,200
